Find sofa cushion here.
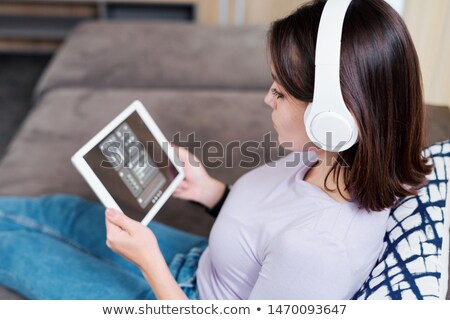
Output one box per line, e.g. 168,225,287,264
0,88,282,237
353,140,450,300
34,21,272,100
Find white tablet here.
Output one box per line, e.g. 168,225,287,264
71,100,184,225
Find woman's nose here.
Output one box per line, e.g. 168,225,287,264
264,90,276,110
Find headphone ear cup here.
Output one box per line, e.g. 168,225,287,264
303,101,358,152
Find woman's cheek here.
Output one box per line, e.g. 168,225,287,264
275,122,294,148
285,114,308,149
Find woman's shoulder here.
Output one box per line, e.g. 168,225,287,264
266,203,389,258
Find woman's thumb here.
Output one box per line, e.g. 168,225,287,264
106,208,133,232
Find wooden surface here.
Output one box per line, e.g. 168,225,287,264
0,0,223,52
0,3,97,17
0,0,307,27
0,0,222,24
0,39,59,53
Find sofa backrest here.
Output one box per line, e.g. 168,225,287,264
34,21,272,101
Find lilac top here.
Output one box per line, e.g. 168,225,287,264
196,151,390,299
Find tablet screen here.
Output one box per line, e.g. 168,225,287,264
83,111,178,221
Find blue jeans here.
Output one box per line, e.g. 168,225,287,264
0,194,209,300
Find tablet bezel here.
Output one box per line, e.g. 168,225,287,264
71,100,184,226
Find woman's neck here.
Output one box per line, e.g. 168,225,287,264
302,151,350,203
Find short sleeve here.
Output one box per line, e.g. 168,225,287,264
248,229,354,299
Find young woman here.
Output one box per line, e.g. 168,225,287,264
0,0,432,299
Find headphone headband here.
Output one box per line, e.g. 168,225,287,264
313,0,351,111
315,0,351,66
304,0,359,152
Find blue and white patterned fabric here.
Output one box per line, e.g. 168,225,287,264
353,140,450,300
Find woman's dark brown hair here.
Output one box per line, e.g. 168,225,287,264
268,0,433,212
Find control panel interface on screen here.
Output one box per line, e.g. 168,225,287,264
100,122,167,209
83,111,178,220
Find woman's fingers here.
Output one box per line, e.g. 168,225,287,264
172,180,187,195
172,188,186,198
172,187,194,200
105,212,125,249
105,208,136,235
105,215,122,234
171,143,200,165
178,180,189,189
171,143,189,162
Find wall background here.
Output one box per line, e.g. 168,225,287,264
403,0,450,108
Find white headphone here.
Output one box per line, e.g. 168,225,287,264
304,0,359,152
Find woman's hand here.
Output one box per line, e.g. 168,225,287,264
104,208,161,270
104,208,189,300
171,144,226,209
